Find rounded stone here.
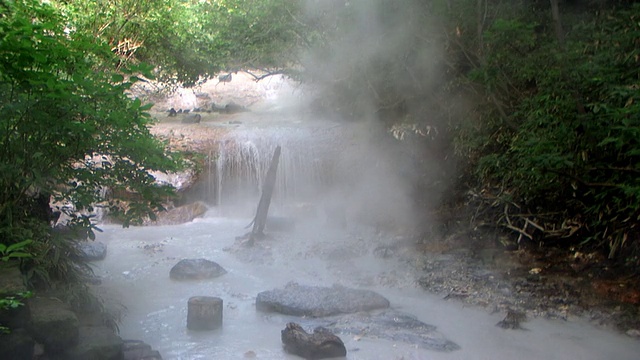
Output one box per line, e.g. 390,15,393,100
169,259,227,281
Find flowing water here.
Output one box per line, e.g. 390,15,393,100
93,214,640,360
92,75,640,359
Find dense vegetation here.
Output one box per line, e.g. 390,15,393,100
0,0,182,308
1,0,638,332
297,0,640,262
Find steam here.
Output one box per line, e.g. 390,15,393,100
298,0,448,233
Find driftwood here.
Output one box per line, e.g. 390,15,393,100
244,146,281,245
281,323,346,360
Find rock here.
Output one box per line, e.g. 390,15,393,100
310,309,460,352
256,282,390,317
29,297,79,353
181,113,201,124
0,266,27,295
122,340,163,360
169,259,227,281
496,309,527,330
224,101,249,114
64,326,123,360
75,241,107,261
281,322,346,360
187,296,223,330
167,108,177,117
151,202,207,225
0,328,34,360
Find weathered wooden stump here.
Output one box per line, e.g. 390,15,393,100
281,322,346,359
187,296,223,331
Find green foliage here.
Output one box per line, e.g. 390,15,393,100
55,0,305,85
0,0,182,285
451,2,640,257
0,240,32,263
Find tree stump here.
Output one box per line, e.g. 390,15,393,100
187,296,223,330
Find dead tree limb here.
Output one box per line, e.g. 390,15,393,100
247,145,281,245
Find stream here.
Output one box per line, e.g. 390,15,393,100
92,210,640,360
91,75,640,359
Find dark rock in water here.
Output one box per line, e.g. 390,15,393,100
256,282,390,317
75,241,107,261
123,340,163,360
167,108,177,117
0,328,34,360
224,101,249,114
169,259,227,281
181,113,201,124
496,309,527,329
65,326,123,360
281,322,346,360
312,309,460,352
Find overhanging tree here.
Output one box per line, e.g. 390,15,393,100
0,0,182,285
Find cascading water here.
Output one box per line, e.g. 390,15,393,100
201,124,340,217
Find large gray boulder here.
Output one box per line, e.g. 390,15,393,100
256,282,390,317
64,326,123,360
75,241,108,261
169,259,227,281
29,297,79,353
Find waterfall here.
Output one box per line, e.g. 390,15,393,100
204,126,336,216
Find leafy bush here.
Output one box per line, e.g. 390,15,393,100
0,0,182,285
455,3,640,258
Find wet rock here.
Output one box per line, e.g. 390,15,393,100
281,322,346,360
75,241,107,261
224,101,249,114
123,340,163,360
256,282,390,317
150,201,207,225
181,113,201,124
64,326,123,360
187,296,223,330
496,309,527,329
306,309,460,352
169,258,227,281
0,328,34,360
29,297,79,353
167,108,177,117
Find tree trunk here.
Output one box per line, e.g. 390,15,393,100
187,296,223,331
249,145,281,242
550,0,565,47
